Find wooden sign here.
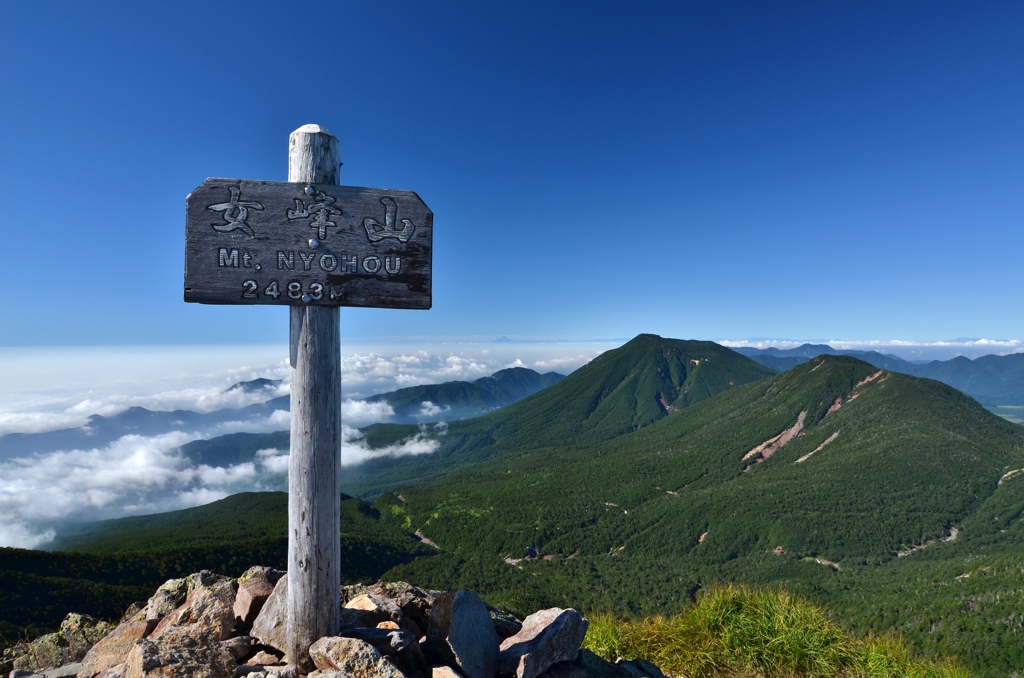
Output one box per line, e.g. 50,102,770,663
185,178,432,309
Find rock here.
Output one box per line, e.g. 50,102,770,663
613,660,665,678
431,668,463,678
78,619,156,678
487,608,522,642
308,637,405,678
338,628,415,656
233,578,276,634
44,664,83,678
250,576,287,660
566,650,629,678
426,590,499,678
125,624,235,678
498,609,588,678
248,651,280,666
94,665,127,678
262,666,296,678
10,670,44,678
343,583,440,638
184,571,234,593
149,581,237,641
218,636,252,661
536,662,585,678
306,672,347,678
237,567,284,586
390,638,427,677
378,622,401,630
345,595,404,628
10,614,114,672
145,580,188,622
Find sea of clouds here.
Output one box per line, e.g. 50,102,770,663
0,341,613,548
2,336,1019,549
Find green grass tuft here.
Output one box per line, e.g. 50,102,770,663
583,585,970,678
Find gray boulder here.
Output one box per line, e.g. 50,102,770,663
338,627,416,655
498,609,588,678
426,590,499,678
250,575,288,660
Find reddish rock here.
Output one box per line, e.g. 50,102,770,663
498,609,588,678
125,624,235,678
78,619,156,678
149,583,237,641
233,577,276,633
308,637,406,678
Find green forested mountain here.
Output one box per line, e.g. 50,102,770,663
366,366,565,423
368,355,1024,674
343,335,777,495
736,343,1024,407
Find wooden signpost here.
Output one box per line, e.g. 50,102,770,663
184,124,431,670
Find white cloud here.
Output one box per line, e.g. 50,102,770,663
418,401,449,418
341,399,395,427
340,424,443,467
0,431,292,549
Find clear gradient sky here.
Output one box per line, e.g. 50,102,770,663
1,2,1022,347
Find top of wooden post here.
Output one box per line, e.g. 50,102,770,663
289,124,340,185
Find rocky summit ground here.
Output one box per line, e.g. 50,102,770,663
2,567,665,678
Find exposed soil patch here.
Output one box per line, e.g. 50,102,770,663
698,530,708,544
414,531,439,549
742,411,806,467
896,527,959,557
999,468,1024,485
796,431,840,464
825,397,843,417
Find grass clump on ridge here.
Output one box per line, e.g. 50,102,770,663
583,585,969,678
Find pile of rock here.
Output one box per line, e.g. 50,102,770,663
4,568,667,678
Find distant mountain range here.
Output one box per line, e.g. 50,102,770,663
734,343,1024,407
366,366,565,423
16,334,1024,674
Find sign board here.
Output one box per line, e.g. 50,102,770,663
185,178,432,309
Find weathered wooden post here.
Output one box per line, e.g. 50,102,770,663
184,124,432,670
286,124,342,669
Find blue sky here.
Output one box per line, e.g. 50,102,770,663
1,1,1022,347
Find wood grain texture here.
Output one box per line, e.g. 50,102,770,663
286,125,342,672
184,178,431,309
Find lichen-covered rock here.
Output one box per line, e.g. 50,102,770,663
124,624,235,678
78,619,157,678
498,609,588,678
9,614,113,672
149,581,237,641
237,566,285,586
309,637,406,678
250,575,288,660
144,580,188,622
426,590,499,678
